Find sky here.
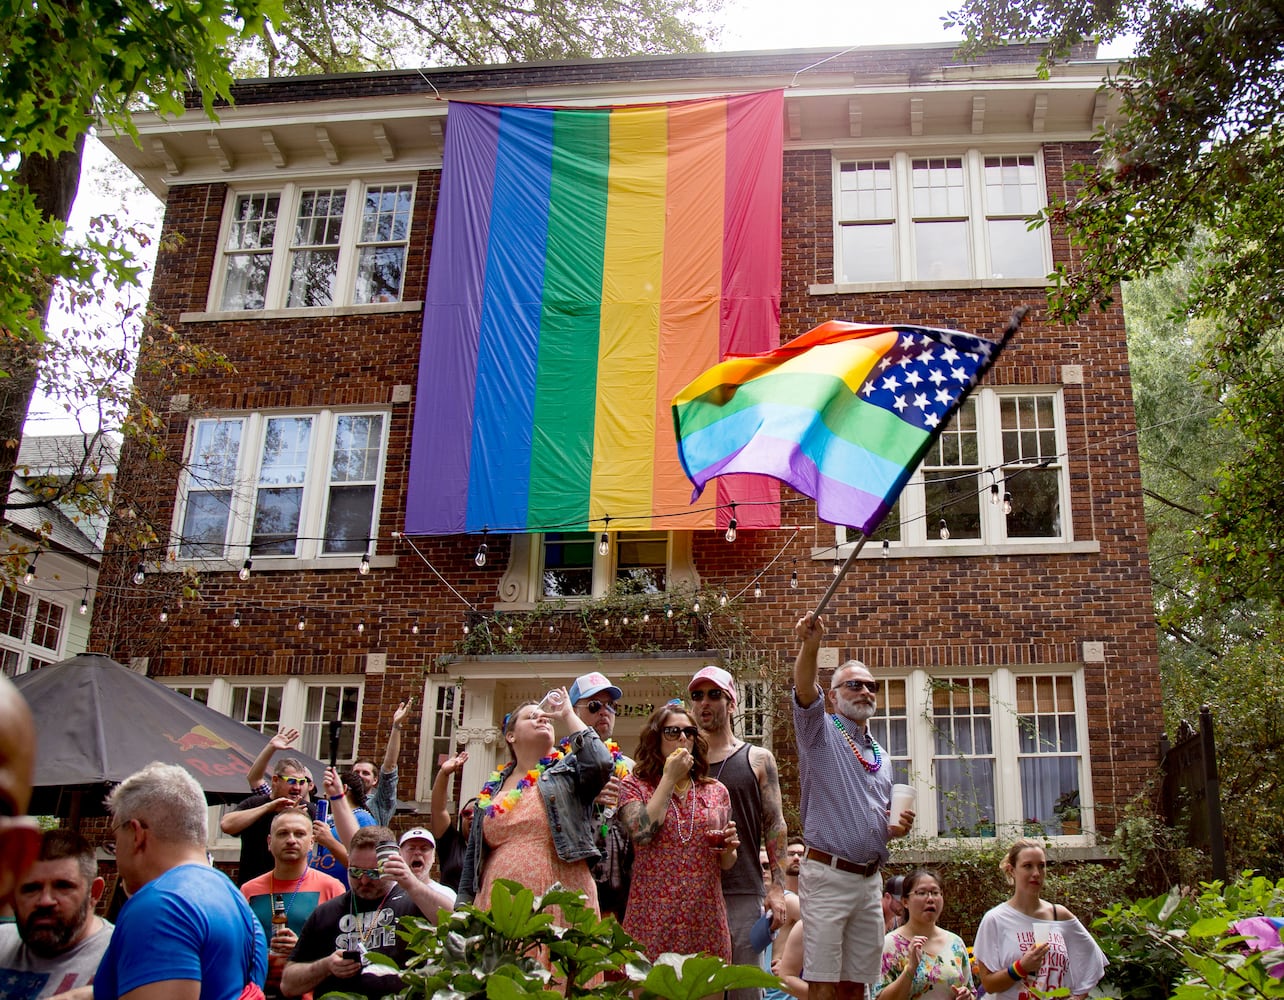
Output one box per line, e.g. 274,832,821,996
23,0,1125,435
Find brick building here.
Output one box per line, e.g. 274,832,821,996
96,42,1162,857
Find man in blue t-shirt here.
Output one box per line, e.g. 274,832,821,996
94,763,267,1000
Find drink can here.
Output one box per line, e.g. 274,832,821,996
314,798,329,824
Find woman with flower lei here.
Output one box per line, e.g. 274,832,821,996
456,688,613,923
617,703,739,961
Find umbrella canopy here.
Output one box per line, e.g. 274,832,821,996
14,653,329,817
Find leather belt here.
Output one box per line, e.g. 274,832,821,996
805,847,880,877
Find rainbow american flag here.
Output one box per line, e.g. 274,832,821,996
406,93,784,536
672,321,1013,534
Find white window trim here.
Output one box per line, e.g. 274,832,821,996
497,532,699,608
163,675,366,852
171,407,391,573
828,386,1084,557
826,148,1051,293
882,664,1094,843
206,177,417,314
0,586,71,676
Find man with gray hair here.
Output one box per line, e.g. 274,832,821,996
93,762,267,1000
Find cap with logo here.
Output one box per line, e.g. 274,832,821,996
688,665,737,703
568,671,622,705
398,827,435,847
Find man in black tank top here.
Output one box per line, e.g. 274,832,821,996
689,666,789,1000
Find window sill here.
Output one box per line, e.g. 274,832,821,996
813,540,1100,560
809,277,1049,296
179,301,424,323
164,553,398,574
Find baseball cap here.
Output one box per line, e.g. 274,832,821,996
398,827,435,847
568,671,622,705
689,665,736,703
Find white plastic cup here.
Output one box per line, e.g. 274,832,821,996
1032,920,1054,945
538,689,565,714
889,784,917,828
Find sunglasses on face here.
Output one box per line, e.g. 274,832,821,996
584,699,617,715
662,726,699,740
689,689,726,702
835,679,879,694
348,867,384,880
280,777,311,787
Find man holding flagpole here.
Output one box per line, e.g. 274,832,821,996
792,613,915,1000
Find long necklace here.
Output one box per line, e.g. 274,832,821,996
668,783,696,844
831,714,883,774
272,871,307,923
477,748,565,818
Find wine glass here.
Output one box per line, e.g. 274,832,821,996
705,804,729,851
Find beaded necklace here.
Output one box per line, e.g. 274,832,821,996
270,871,307,925
558,735,630,778
668,783,696,843
830,714,884,774
477,747,565,818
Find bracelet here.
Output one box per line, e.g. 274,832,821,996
1014,959,1026,978
1007,962,1022,982
328,794,344,801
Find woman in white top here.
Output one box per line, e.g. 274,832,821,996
972,839,1107,1000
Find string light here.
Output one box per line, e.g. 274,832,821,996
1003,491,1013,515
882,539,890,557
474,528,488,568
832,556,842,576
160,606,169,623
79,589,89,615
622,615,629,625
939,519,950,541
753,584,762,598
411,620,420,634
359,551,371,575
790,564,798,589
719,590,728,607
642,611,650,623
232,608,242,628
665,604,673,620
132,563,146,586
598,532,610,556
24,552,38,584
990,481,1001,505
463,622,470,635
297,613,306,631
239,557,252,581
725,502,738,543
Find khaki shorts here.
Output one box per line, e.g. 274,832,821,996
798,856,883,983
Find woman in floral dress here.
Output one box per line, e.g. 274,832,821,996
873,869,974,1000
618,703,739,961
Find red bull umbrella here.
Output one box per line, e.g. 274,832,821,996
14,653,328,818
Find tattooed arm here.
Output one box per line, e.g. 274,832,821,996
753,744,789,928
619,748,692,845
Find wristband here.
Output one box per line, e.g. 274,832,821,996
328,794,344,801
1014,959,1026,978
1007,963,1022,982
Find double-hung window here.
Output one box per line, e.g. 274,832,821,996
0,588,68,677
539,531,669,599
852,387,1068,547
215,180,415,311
861,667,1091,839
175,409,389,566
834,150,1049,284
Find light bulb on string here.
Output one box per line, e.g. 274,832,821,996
474,528,488,567
462,622,470,635
357,621,365,633
882,539,890,558
938,519,950,541
548,623,555,632
598,532,609,556
79,590,89,615
160,606,169,623
232,609,242,628
790,567,798,589
622,615,629,625
665,604,673,620
297,614,306,631
1003,491,1013,515
411,620,420,635
359,551,371,575
603,618,610,628
990,480,1001,505
239,558,252,581
24,556,37,585
725,502,738,543
692,599,700,613
753,584,762,599
642,611,650,623
719,590,728,607
505,622,513,634
132,563,146,586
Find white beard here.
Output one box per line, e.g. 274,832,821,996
836,693,875,723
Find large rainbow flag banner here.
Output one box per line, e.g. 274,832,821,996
406,92,785,535
673,320,1014,534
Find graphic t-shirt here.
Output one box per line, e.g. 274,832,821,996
289,886,420,998
0,921,114,998
973,903,1108,1000
310,808,377,887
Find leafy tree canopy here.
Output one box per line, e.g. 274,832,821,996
947,0,1284,607
232,0,717,76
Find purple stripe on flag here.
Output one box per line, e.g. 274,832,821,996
406,104,502,535
691,433,892,531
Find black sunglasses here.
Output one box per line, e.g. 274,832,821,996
348,867,383,879
662,725,699,740
835,679,879,694
584,699,618,715
689,688,726,702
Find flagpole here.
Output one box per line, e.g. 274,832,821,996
814,532,868,617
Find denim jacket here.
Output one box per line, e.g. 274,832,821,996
456,726,612,905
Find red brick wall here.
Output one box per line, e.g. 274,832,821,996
96,136,1162,833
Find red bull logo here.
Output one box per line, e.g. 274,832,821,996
165,725,233,752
